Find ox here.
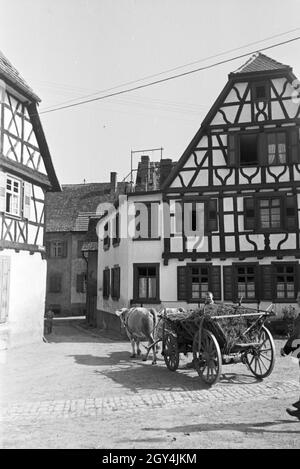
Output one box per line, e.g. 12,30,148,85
116,307,159,364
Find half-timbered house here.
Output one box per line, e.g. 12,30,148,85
0,50,60,348
97,53,300,333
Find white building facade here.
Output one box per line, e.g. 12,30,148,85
97,53,300,332
0,51,60,348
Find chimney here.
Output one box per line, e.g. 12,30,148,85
136,155,150,191
159,158,173,187
110,171,117,195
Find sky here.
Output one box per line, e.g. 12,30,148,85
1,0,300,186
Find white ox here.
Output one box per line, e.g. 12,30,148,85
115,307,159,364
115,306,186,364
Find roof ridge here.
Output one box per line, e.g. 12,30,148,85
233,52,290,75
0,49,40,102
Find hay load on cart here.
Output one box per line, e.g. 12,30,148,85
159,303,275,386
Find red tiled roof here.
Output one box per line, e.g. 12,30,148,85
233,52,290,75
0,50,40,102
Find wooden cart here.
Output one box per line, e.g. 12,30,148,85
159,304,276,386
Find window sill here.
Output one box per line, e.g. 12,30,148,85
130,298,161,305
133,237,161,242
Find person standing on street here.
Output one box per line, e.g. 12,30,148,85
281,292,300,420
45,308,54,335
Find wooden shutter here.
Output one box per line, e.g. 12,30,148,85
205,199,218,233
0,171,6,212
259,265,273,301
112,267,120,299
177,266,188,300
0,256,10,324
23,181,31,219
210,266,221,300
62,241,68,258
285,195,297,230
290,128,300,163
227,133,238,167
223,266,234,301
45,241,51,258
103,269,110,298
244,197,255,230
258,133,267,165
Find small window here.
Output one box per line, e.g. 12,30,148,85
50,240,67,258
49,274,62,293
133,264,159,302
235,265,257,300
190,265,209,300
274,264,296,299
267,133,287,165
258,198,281,229
5,176,21,216
76,273,86,293
240,134,258,166
253,82,269,101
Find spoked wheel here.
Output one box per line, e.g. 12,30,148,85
193,329,222,386
244,326,275,379
163,332,180,371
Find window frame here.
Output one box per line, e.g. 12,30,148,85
252,81,270,102
49,273,62,293
272,262,298,302
5,174,22,217
132,263,160,304
233,262,259,302
133,201,160,241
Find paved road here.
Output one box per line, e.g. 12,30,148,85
0,318,299,449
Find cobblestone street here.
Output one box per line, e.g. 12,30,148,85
1,318,300,449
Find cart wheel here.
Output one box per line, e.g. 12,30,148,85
193,329,222,385
163,333,180,371
245,326,275,379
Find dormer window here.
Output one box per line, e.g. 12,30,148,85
252,82,269,101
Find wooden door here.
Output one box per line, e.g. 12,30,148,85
0,256,10,323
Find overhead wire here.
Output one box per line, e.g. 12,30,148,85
39,27,300,112
39,34,300,116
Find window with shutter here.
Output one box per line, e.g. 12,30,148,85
234,264,258,301
133,264,160,303
273,263,297,300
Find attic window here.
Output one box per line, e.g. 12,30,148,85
253,82,269,101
